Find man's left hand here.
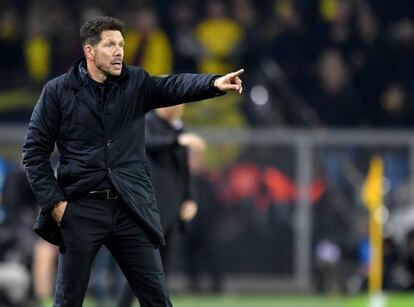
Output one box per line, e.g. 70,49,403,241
214,69,244,94
179,200,198,222
178,132,206,153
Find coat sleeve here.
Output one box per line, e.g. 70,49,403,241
142,72,225,112
22,82,66,212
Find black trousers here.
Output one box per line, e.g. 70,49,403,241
118,226,176,307
53,196,172,307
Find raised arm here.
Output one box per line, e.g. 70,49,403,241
143,69,244,112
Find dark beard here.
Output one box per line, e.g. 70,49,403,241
95,61,112,78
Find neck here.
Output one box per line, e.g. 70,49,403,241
86,60,107,83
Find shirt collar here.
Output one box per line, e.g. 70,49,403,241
66,57,129,90
79,62,93,86
79,62,107,90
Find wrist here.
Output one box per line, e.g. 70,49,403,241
210,76,219,89
209,75,226,95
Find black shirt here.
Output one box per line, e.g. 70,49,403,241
79,63,112,189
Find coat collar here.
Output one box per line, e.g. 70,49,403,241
64,57,130,90
63,58,130,130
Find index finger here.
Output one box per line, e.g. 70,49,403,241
229,69,244,78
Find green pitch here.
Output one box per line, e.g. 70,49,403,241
168,293,414,307
75,293,414,307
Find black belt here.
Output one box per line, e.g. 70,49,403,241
87,189,118,200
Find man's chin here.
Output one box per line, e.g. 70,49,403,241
110,69,122,76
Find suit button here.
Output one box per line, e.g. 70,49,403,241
106,139,112,146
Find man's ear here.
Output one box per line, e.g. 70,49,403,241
84,44,95,60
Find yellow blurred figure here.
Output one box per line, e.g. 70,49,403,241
362,156,384,292
320,0,341,22
25,37,50,82
124,9,172,76
196,1,242,74
24,7,51,83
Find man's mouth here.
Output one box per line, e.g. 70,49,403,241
111,60,122,69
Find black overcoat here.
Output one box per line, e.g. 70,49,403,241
22,58,223,246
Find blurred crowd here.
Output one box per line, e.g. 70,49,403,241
2,0,414,127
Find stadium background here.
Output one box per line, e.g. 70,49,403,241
1,0,414,306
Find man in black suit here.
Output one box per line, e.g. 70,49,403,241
22,16,243,307
145,105,204,263
118,104,204,306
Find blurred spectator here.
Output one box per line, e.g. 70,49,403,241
59,6,106,72
47,2,79,76
169,0,202,73
350,235,369,293
352,4,388,119
387,19,414,87
315,238,342,293
145,105,203,272
179,0,246,130
317,0,357,60
233,0,270,126
23,3,52,86
1,167,37,246
307,49,364,242
306,48,365,127
0,167,37,306
368,0,414,28
268,0,313,92
182,148,223,293
375,82,414,128
195,0,243,74
372,82,413,207
0,262,30,306
232,0,264,73
0,7,25,90
123,8,173,75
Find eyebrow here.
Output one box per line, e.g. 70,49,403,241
103,38,124,44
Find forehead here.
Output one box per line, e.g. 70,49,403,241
100,30,124,42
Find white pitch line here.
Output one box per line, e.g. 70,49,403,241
369,292,387,307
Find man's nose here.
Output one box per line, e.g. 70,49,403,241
115,46,123,57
